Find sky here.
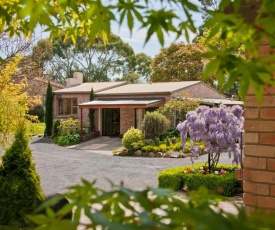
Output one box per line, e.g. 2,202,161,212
110,2,204,58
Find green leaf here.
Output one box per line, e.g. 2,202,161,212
239,74,250,100
127,11,134,32
202,59,220,79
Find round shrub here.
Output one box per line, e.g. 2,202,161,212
142,111,170,138
122,127,144,151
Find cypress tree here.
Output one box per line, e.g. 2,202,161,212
0,122,44,226
44,81,53,137
89,88,95,131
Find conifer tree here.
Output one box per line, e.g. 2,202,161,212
0,122,44,226
89,88,95,131
44,82,53,137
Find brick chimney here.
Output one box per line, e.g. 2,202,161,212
66,72,83,87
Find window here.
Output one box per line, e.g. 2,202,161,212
58,98,78,115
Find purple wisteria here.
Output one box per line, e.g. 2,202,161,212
177,105,244,172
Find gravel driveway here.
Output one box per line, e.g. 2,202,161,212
1,136,233,196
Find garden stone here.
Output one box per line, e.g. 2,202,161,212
163,152,171,158
148,152,155,157
170,152,180,158
155,152,163,157
134,150,143,156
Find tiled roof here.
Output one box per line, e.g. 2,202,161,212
96,81,201,95
54,81,128,94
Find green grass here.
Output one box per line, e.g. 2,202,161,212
27,122,45,135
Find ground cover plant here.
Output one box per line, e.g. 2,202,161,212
158,163,241,196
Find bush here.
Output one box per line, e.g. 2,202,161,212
154,136,160,146
0,122,44,226
28,105,44,122
122,127,144,151
131,141,145,152
142,111,170,138
158,164,241,196
59,118,80,135
53,134,80,146
52,120,61,138
161,127,180,140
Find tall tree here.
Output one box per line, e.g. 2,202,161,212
44,82,53,137
19,38,53,78
150,42,214,85
50,33,135,83
89,88,95,131
126,53,152,82
0,56,39,148
0,33,33,63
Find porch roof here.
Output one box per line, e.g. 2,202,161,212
78,99,164,109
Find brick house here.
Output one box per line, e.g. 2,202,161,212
53,72,242,138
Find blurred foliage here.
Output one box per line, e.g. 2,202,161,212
29,179,275,229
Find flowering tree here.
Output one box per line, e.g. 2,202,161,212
177,105,244,173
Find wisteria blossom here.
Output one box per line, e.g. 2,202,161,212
177,105,244,172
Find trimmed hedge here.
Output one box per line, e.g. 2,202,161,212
158,164,242,196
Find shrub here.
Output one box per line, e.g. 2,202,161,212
59,118,80,135
165,138,170,146
52,120,61,138
28,105,44,122
53,134,80,146
142,111,170,138
122,127,144,151
131,140,145,152
154,136,160,146
161,127,180,139
0,122,44,226
158,164,241,196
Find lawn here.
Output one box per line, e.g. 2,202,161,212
27,122,45,135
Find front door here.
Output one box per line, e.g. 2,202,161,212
102,108,120,136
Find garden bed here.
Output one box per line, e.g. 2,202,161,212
158,164,242,196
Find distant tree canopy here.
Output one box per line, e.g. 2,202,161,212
19,34,152,83
150,42,214,85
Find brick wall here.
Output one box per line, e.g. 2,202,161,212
243,38,275,212
54,93,99,128
120,108,135,134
